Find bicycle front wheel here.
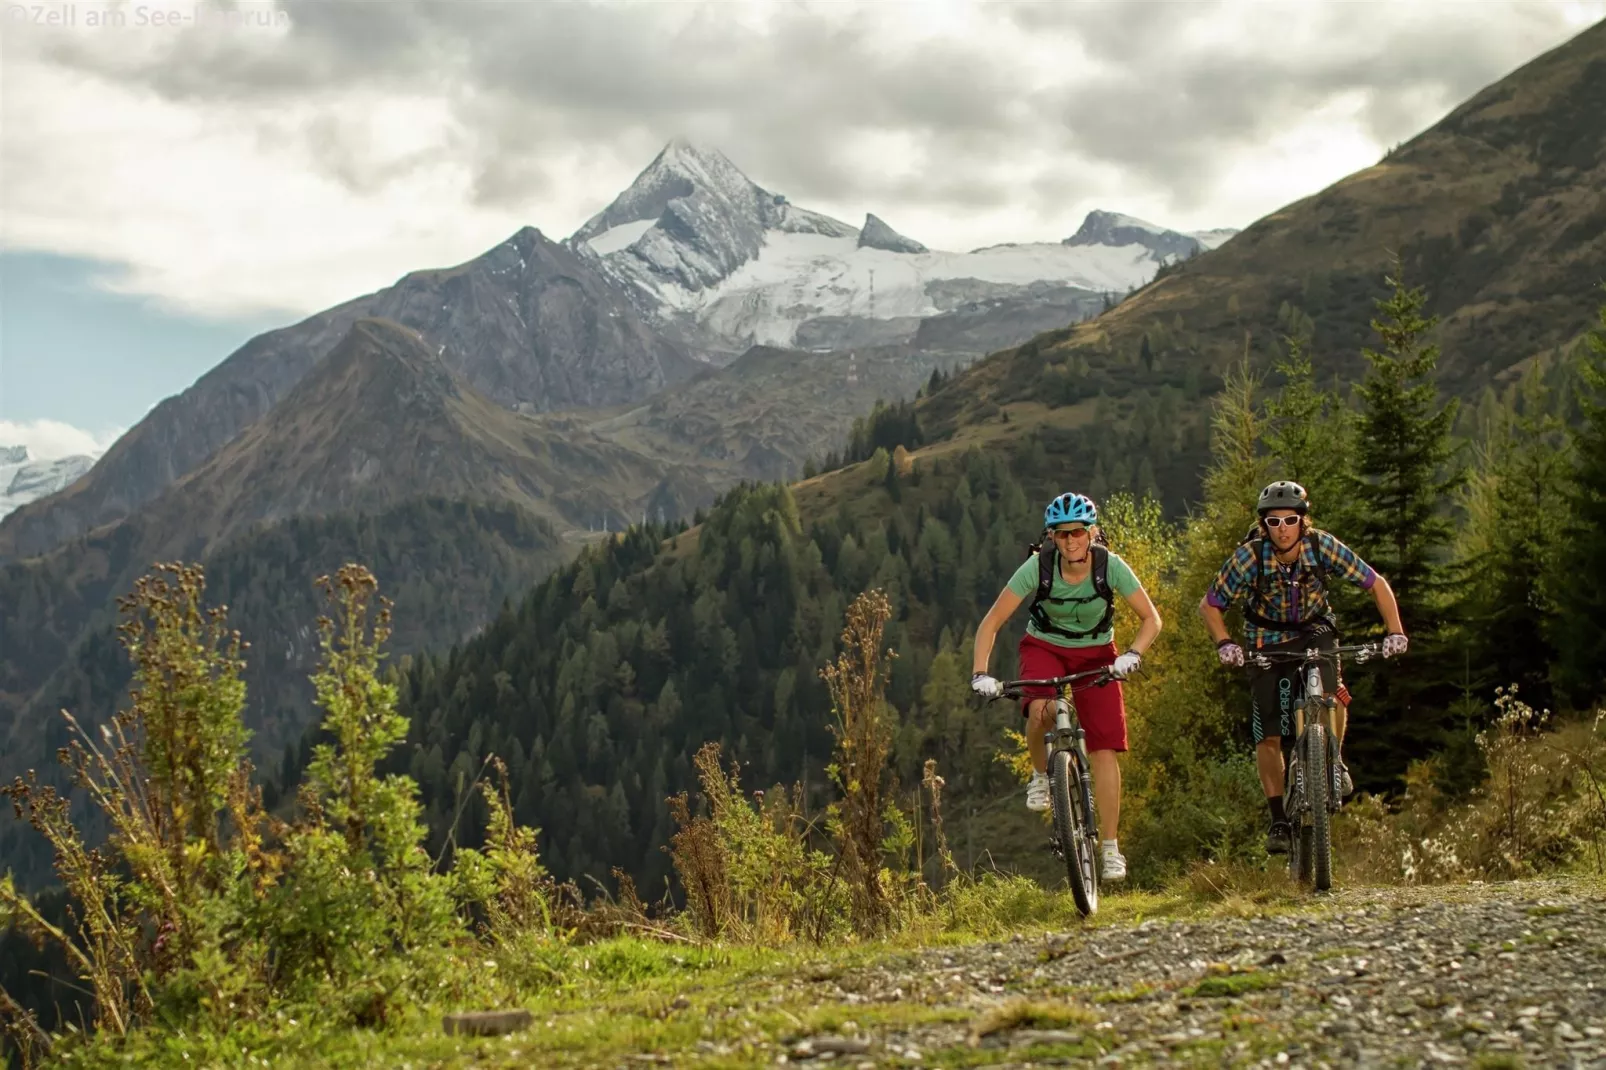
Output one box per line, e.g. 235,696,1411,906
1049,749,1099,916
1306,724,1332,891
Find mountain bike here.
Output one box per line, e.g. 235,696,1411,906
1244,642,1384,892
992,668,1114,916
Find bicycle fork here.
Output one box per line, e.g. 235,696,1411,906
1288,676,1342,816
1052,701,1097,855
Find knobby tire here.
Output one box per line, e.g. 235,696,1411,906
1306,723,1332,891
1049,749,1098,916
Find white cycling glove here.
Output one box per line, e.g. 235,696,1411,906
971,673,1003,699
1217,640,1245,668
1383,633,1409,658
1111,650,1142,679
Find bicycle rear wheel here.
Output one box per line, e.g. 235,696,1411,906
1306,724,1332,891
1049,749,1099,916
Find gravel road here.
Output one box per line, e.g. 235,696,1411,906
777,879,1606,1069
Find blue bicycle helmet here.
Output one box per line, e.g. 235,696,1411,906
1044,492,1097,528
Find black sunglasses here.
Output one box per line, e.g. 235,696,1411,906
1262,515,1303,529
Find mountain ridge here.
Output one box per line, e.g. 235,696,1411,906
0,226,695,563
572,139,1238,350
920,18,1606,443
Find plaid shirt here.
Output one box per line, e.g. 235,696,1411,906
1205,528,1376,648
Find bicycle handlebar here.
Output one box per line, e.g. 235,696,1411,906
1244,642,1385,668
995,668,1114,699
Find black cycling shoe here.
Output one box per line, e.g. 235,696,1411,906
1265,821,1293,855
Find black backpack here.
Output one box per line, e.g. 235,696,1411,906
1026,538,1115,641
1237,525,1333,633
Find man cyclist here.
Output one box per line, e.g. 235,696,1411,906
1197,480,1407,855
971,491,1162,881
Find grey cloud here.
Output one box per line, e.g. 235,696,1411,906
26,0,1597,226
1029,3,1585,210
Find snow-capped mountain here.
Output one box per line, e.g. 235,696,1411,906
1063,210,1234,261
573,138,858,296
0,446,96,519
570,140,1238,350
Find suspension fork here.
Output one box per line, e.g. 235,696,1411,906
1055,691,1088,765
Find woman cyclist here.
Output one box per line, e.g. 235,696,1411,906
970,492,1162,881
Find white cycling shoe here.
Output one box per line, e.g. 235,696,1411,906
1101,844,1128,881
1026,772,1051,811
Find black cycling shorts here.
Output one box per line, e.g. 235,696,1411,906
1248,631,1339,744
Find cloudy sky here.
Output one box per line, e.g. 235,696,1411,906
2,0,1601,454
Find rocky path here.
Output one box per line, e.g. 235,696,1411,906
776,879,1606,1069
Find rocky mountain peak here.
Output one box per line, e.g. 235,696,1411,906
1063,210,1204,262
1,446,96,520
857,213,928,254
571,140,856,297
572,139,758,246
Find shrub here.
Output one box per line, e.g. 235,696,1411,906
1,563,563,1064
666,742,836,944
1337,688,1606,883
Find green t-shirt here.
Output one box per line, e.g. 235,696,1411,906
1006,549,1141,648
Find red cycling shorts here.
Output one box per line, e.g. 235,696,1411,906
1016,633,1128,753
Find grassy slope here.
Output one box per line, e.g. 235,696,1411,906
71,880,1296,1069
922,20,1605,441
76,874,1606,1069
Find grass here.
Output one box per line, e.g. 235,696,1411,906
922,1039,1103,1068
1185,968,1280,998
1094,981,1159,1004
59,873,1606,1068
45,876,1330,1069
1473,1056,1526,1070
969,998,1098,1039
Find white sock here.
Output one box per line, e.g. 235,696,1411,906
1102,839,1119,851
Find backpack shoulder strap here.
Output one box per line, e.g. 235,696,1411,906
1035,545,1056,606
1091,545,1113,603
1305,529,1328,586
1248,535,1270,592
1027,546,1057,632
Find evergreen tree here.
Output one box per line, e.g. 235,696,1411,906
1261,335,1354,527
1551,300,1606,706
1346,271,1463,632
1452,363,1569,710
1343,270,1464,759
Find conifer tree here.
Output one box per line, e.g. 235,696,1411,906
1342,270,1464,765
1452,364,1569,709
1346,270,1463,634
1551,300,1606,706
1261,335,1354,526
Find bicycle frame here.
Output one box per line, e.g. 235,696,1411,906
1006,667,1107,764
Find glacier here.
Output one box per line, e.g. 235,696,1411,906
0,446,98,519
570,140,1239,350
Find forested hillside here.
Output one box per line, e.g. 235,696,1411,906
383,272,1606,899
0,498,567,888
